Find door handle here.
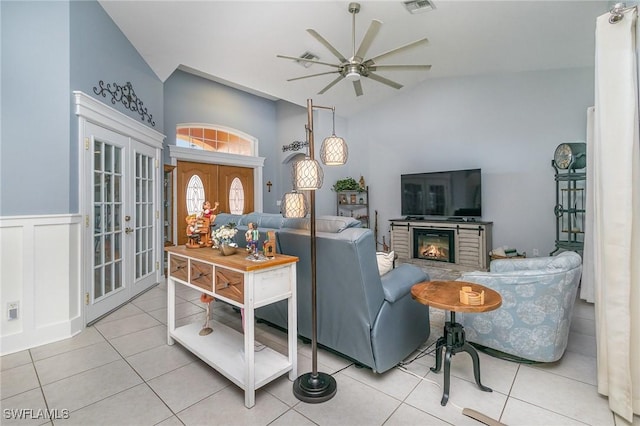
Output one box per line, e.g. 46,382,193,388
125,215,131,221
125,227,134,234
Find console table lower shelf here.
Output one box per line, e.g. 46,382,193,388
170,321,293,392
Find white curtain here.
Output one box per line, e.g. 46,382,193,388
584,7,640,423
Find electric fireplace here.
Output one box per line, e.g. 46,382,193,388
413,228,455,263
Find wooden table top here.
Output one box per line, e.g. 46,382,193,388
165,245,298,272
411,281,502,313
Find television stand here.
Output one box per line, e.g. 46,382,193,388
390,218,493,271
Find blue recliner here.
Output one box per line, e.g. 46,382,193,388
457,251,583,362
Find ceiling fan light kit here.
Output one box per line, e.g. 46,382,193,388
277,2,431,97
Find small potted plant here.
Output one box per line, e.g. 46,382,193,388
332,177,362,192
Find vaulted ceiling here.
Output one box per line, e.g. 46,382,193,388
99,0,609,117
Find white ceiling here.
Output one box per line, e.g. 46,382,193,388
99,0,609,117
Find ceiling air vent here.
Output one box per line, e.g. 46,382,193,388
403,0,435,14
296,52,319,68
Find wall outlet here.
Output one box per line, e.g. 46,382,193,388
7,302,19,321
276,199,281,206
532,248,539,257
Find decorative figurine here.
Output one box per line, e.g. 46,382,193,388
199,293,215,336
185,214,204,248
197,201,219,247
245,222,260,257
201,200,219,221
359,175,366,190
263,231,276,259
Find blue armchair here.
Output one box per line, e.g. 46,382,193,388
212,213,431,373
457,251,583,362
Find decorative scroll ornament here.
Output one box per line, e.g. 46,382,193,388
93,80,155,126
282,140,309,152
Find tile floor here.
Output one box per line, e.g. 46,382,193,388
1,273,638,426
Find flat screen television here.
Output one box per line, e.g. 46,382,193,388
401,168,482,219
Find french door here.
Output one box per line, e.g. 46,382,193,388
84,122,160,323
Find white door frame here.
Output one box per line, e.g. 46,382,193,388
74,91,165,324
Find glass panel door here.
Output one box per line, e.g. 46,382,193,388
85,123,160,324
131,141,158,295
86,123,131,323
93,140,124,301
135,151,154,279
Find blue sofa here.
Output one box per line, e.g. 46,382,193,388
212,212,430,373
457,251,583,362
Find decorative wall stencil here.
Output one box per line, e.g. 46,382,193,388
93,80,155,126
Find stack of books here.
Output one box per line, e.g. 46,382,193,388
490,247,526,260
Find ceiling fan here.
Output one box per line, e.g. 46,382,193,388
277,2,431,97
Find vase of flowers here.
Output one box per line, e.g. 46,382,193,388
212,223,239,255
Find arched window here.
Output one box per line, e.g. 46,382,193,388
229,177,245,215
186,174,205,215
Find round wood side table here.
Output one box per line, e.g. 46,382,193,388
411,280,502,406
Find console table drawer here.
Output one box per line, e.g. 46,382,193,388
190,260,213,292
170,255,188,281
215,267,244,304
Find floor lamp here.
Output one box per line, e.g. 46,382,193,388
281,99,348,403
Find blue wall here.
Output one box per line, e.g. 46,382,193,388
0,0,163,216
1,1,71,215
163,70,280,212
70,1,164,135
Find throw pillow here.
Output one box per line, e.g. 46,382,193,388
376,251,395,276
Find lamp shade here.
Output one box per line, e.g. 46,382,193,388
281,191,309,218
320,135,348,166
294,157,323,190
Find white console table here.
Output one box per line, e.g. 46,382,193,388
165,246,298,408
390,219,493,271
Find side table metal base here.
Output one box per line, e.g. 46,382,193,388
431,314,492,406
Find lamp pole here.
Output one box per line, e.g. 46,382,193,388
292,99,338,403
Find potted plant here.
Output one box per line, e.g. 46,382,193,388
332,177,362,192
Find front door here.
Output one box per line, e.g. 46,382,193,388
84,122,160,323
176,161,254,246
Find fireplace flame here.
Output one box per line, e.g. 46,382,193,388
422,244,448,259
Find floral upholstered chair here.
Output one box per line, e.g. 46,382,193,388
457,251,583,362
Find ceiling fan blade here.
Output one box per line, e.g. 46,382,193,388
366,38,429,64
369,64,432,71
287,71,340,81
276,55,340,68
366,72,403,90
318,75,344,95
307,29,348,63
354,19,382,61
287,71,340,82
353,80,363,97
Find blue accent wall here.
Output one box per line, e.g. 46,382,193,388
1,1,71,215
0,0,163,216
69,1,164,135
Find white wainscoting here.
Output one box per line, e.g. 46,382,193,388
0,214,83,355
